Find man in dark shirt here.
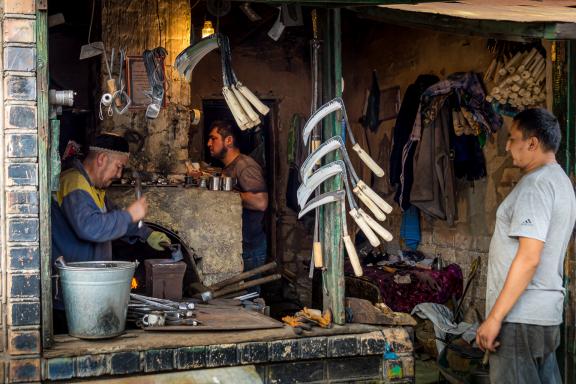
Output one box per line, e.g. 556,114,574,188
207,121,268,285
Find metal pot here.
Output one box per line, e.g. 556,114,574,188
209,176,221,190
221,176,236,191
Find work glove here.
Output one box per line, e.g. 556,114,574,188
147,231,171,251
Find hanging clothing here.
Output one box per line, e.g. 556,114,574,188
410,97,457,225
400,205,421,250
390,75,440,190
363,70,381,132
399,72,501,225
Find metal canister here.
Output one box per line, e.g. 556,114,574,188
221,176,236,191
209,176,221,191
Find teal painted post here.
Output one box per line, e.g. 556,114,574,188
50,119,60,191
37,2,53,348
321,8,345,325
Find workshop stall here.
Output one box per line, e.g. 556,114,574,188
0,0,575,383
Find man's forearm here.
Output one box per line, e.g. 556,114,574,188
240,191,268,211
488,238,543,322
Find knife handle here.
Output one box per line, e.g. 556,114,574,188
358,208,393,242
352,143,385,177
357,180,393,214
343,235,363,277
353,186,386,221
313,242,323,268
349,208,380,247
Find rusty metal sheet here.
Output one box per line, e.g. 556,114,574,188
142,305,283,332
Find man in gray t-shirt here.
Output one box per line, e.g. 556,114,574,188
477,108,576,384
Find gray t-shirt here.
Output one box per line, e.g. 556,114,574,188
486,162,576,326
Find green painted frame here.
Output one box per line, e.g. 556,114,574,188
37,1,53,349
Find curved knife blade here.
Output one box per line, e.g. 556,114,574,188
298,190,345,219
297,161,344,207
302,98,343,145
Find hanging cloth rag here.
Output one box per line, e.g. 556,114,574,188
400,205,421,250
362,70,381,132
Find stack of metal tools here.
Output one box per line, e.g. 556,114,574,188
127,293,199,328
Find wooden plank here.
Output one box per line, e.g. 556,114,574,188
44,323,383,358
230,0,440,5
560,39,576,384
355,6,576,40
37,1,53,350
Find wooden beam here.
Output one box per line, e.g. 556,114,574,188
321,9,345,325
560,39,576,384
37,2,53,349
230,0,438,6
353,6,576,40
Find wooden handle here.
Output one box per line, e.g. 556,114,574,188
212,273,282,298
357,180,393,214
106,78,123,107
349,208,380,247
358,208,393,242
313,242,323,268
236,82,270,115
232,85,260,123
222,87,250,130
343,235,363,277
353,186,386,221
209,261,278,291
352,143,384,177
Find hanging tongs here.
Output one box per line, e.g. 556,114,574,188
113,47,131,114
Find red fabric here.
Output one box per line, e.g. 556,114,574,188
349,264,463,313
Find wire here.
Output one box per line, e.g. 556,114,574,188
190,0,201,10
156,0,163,48
87,0,96,44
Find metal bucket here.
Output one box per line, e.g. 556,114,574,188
56,261,136,339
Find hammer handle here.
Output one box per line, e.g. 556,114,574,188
212,273,281,298
209,261,278,291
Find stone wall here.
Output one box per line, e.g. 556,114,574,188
1,0,43,382
107,186,244,286
100,0,192,175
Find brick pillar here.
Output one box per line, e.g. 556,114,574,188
2,0,43,382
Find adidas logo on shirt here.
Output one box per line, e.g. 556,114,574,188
521,218,533,225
